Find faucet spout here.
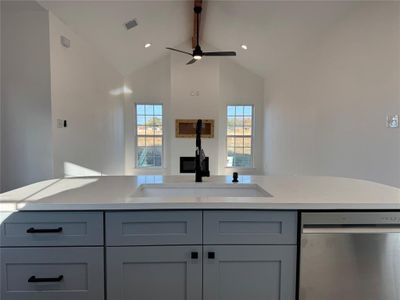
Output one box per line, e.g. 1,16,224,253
195,120,203,182
195,119,210,182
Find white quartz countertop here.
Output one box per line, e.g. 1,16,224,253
1,175,400,211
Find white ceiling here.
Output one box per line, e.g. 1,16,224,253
39,0,363,78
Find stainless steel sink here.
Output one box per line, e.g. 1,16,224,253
132,183,272,198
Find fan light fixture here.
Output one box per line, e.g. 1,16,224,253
144,43,152,48
166,5,236,65
241,44,248,50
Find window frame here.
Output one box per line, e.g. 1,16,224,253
225,104,255,169
134,103,164,169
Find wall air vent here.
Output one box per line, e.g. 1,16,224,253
124,19,138,30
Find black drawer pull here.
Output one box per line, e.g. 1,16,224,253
208,251,215,259
191,251,199,259
28,275,64,283
27,227,63,234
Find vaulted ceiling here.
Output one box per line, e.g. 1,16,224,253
39,0,364,78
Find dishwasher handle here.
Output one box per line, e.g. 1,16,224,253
303,224,400,234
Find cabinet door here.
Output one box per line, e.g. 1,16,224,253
203,245,296,300
107,246,202,300
1,247,104,300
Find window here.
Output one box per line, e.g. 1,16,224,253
226,105,253,168
136,104,163,168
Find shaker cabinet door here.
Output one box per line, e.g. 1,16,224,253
107,246,202,300
203,245,297,300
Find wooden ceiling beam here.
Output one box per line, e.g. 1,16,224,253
192,0,203,49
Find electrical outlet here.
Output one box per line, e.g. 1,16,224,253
387,114,399,128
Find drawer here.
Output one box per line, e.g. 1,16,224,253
106,211,202,246
203,211,297,245
0,212,103,247
0,247,104,300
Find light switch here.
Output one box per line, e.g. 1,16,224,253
57,119,63,128
387,114,399,128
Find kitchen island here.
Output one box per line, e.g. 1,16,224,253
1,175,400,300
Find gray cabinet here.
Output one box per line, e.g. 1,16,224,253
106,210,298,300
0,211,103,247
0,212,105,300
203,211,297,245
1,210,298,300
203,245,297,300
0,247,104,300
107,246,202,300
106,211,202,246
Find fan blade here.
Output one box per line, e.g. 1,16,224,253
186,58,197,65
203,51,237,57
166,47,192,56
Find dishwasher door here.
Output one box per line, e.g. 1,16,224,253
299,212,400,300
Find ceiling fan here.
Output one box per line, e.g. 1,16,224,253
166,4,236,65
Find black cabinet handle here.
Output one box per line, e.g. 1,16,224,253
191,251,199,259
208,251,215,259
27,227,63,234
28,275,64,283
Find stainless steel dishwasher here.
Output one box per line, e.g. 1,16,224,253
299,212,400,300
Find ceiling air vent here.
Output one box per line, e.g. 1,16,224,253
124,19,138,30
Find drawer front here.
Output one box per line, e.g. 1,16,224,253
106,211,202,246
0,212,103,247
204,211,297,245
0,247,104,300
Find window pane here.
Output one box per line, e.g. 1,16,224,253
137,105,145,115
154,126,163,135
235,127,242,135
154,116,162,126
138,137,146,147
244,106,252,116
235,106,244,116
154,105,162,115
244,147,252,155
154,155,162,167
136,104,163,168
226,104,253,168
227,137,234,148
244,137,252,147
155,137,162,146
145,105,154,115
145,155,154,167
244,117,252,127
235,117,243,127
137,116,145,125
227,106,235,116
146,126,154,135
137,126,146,135
146,137,154,146
235,138,244,147
145,116,155,126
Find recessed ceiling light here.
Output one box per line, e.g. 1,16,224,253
241,44,248,50
144,43,152,48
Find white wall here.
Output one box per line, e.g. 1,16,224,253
1,0,53,192
124,55,171,175
49,12,125,177
219,60,264,175
0,0,2,191
170,50,221,175
264,2,400,187
124,44,264,175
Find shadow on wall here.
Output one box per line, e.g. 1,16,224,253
64,162,102,177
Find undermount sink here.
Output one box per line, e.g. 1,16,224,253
132,183,272,198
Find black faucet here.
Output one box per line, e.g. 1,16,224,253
195,119,210,182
